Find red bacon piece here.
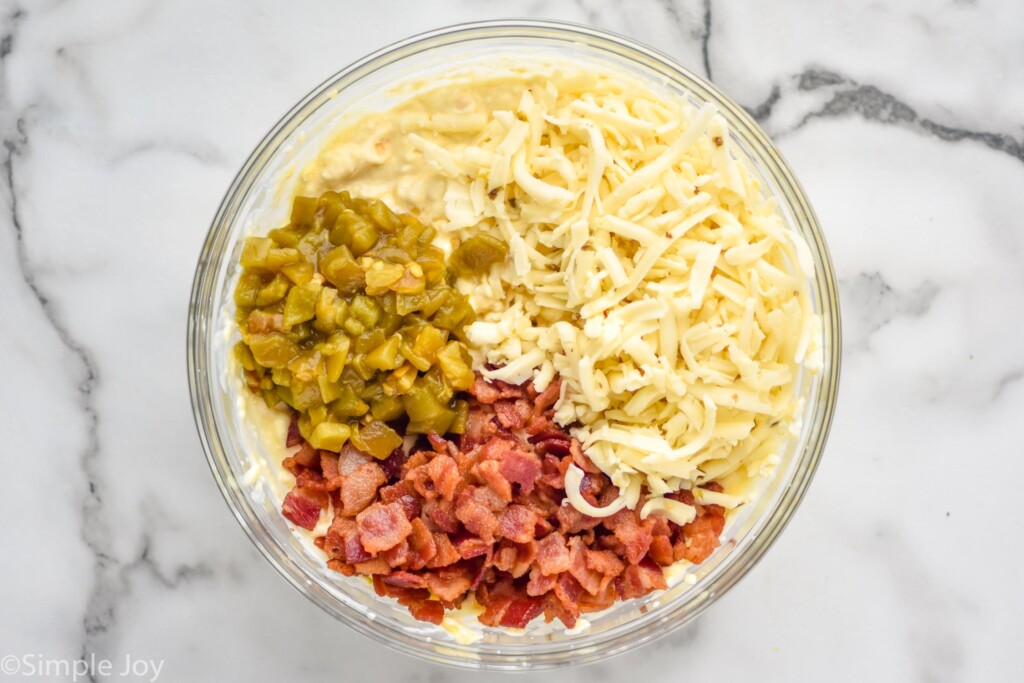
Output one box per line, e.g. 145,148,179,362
498,504,539,544
499,450,541,494
476,459,513,503
535,532,571,575
383,570,427,589
286,414,302,447
493,399,532,430
340,462,386,516
357,502,413,553
533,378,561,414
379,447,407,480
454,486,506,542
281,487,326,530
426,566,474,603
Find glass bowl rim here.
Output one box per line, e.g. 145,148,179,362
187,17,842,671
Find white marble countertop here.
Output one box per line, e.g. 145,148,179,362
3,1,1022,681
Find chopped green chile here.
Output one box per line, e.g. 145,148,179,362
234,191,498,455
449,234,510,276
349,419,403,460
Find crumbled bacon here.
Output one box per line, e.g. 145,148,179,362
379,447,407,480
533,378,561,414
286,414,302,447
535,532,571,575
340,462,387,516
427,533,461,568
427,454,461,501
498,504,539,544
455,486,506,542
379,481,421,521
476,459,513,502
499,450,541,494
281,490,323,530
284,371,728,629
493,399,533,430
468,373,528,404
357,502,413,553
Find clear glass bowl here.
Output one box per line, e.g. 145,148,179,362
187,19,841,671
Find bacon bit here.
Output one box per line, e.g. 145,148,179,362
337,445,373,475
427,454,461,501
610,510,654,565
551,572,584,627
470,558,494,591
426,533,461,568
326,559,355,576
556,502,602,534
569,439,602,475
453,532,491,560
493,399,532,430
461,408,498,449
468,373,527,404
357,502,413,553
344,533,372,564
567,537,605,595
523,415,556,437
383,539,410,567
426,567,473,602
532,437,572,457
340,462,387,516
426,498,460,534
295,467,329,492
479,594,545,629
586,549,626,577
426,432,452,454
286,414,302,447
535,532,571,575
320,451,340,480
678,513,725,564
455,486,507,542
498,504,539,544
292,442,320,468
533,379,561,414
649,535,675,566
510,540,537,579
491,545,517,573
477,459,513,502
408,599,445,624
322,517,357,560
406,518,437,569
578,582,618,614
379,447,407,480
527,428,569,445
383,570,426,589
615,558,668,600
469,375,501,404
499,450,541,494
353,556,392,575
281,487,326,530
379,481,421,521
527,566,557,596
